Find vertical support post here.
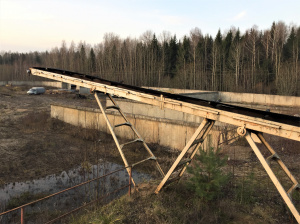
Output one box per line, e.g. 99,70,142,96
129,166,132,197
21,207,24,224
95,93,136,186
105,93,164,177
245,131,300,223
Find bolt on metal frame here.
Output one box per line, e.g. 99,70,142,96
94,92,165,186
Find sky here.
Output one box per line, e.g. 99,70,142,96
0,0,299,53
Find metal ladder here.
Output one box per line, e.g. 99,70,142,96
155,119,215,193
94,92,165,186
239,129,300,223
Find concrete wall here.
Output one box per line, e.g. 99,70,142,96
106,99,207,125
149,87,300,108
51,104,221,151
219,92,300,108
0,81,62,88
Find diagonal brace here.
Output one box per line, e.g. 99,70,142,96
245,131,300,223
155,118,215,194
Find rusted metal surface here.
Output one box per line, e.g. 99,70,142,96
28,67,300,141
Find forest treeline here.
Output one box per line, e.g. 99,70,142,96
0,21,299,95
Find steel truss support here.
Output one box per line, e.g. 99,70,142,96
94,93,165,186
243,130,300,223
155,118,215,194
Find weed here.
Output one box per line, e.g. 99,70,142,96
6,191,49,210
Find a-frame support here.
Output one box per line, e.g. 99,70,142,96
241,129,300,223
94,93,165,186
155,118,215,193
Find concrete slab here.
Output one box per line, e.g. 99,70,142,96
85,111,98,129
64,107,79,126
51,105,64,120
78,110,86,128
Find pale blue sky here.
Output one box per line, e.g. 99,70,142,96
1,0,299,52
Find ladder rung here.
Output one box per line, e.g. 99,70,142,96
106,105,120,110
266,153,280,164
114,122,132,128
165,176,181,186
131,156,156,167
120,139,143,149
174,159,192,172
190,138,204,148
287,183,300,196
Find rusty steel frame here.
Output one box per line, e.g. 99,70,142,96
95,92,164,185
243,130,300,223
155,119,215,193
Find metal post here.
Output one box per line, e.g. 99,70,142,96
129,166,132,197
21,207,24,224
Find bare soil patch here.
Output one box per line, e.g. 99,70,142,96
0,85,175,186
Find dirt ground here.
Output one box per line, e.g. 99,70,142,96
1,85,300,223
0,85,299,186
0,85,177,186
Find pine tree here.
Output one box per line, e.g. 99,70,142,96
187,147,229,202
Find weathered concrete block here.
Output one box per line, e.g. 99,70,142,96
64,107,79,126
85,111,98,129
97,113,108,132
132,103,148,116
116,100,134,114
164,108,184,121
78,110,86,128
135,118,159,143
51,105,64,120
146,105,165,118
158,122,186,150
253,94,267,105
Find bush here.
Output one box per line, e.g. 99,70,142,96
187,147,229,202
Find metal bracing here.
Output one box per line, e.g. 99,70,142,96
243,130,300,223
155,119,215,194
94,93,164,186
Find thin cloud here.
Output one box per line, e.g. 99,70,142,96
233,11,247,21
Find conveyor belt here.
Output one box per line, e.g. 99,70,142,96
29,67,300,141
31,67,299,127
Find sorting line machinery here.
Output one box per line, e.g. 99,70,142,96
28,67,300,222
